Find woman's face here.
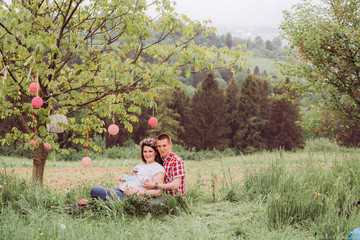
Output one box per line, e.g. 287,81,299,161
142,145,156,163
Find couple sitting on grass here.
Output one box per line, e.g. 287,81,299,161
88,133,185,203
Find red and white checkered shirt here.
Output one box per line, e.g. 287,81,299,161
163,151,185,196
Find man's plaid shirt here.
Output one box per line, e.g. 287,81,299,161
163,151,185,196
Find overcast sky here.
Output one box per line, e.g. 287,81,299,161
171,0,312,29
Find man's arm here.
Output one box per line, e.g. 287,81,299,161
143,177,182,190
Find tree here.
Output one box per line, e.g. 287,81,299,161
0,0,247,184
266,79,304,151
234,75,269,153
225,32,233,49
265,40,273,51
272,37,282,48
253,66,260,76
219,68,233,83
187,72,230,150
225,78,240,148
148,87,189,146
254,36,264,50
280,0,360,123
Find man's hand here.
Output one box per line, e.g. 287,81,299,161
143,179,155,189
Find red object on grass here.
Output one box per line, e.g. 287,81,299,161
148,117,158,127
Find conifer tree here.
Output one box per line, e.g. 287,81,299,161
170,88,192,146
258,78,272,146
148,88,186,145
234,75,270,153
187,72,230,150
266,80,304,150
254,66,260,76
225,78,240,148
225,32,233,49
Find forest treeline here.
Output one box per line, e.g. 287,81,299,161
0,33,359,157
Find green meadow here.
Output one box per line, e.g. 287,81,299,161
1,139,360,240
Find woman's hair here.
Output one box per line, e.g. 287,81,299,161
139,138,163,166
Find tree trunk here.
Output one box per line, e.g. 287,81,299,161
32,143,49,185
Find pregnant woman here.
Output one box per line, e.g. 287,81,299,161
90,138,164,200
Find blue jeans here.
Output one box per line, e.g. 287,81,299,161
90,186,126,201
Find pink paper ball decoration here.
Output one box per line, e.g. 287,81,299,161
108,124,119,135
29,140,39,150
148,117,158,127
32,97,43,108
81,156,92,167
43,143,52,150
29,82,40,93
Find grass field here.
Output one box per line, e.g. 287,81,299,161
1,139,360,239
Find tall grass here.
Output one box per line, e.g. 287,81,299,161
230,147,360,238
0,139,359,239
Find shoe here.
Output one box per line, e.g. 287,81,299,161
68,199,88,207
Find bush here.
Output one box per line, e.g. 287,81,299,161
104,140,139,160
172,145,236,161
0,139,33,158
304,138,342,152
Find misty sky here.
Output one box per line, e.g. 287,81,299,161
171,0,313,29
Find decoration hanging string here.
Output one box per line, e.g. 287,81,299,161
112,95,115,123
108,99,114,137
36,69,39,97
33,109,36,135
25,56,35,82
33,70,37,137
0,65,9,97
84,91,89,157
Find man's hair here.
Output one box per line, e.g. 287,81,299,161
156,133,172,143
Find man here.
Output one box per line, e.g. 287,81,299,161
143,133,185,196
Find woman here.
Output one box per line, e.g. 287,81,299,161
90,138,164,200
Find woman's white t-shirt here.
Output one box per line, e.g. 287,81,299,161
119,162,164,191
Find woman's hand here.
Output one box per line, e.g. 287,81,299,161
124,187,138,196
118,175,126,182
143,179,155,189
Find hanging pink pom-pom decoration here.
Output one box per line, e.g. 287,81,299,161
43,143,52,151
29,82,40,93
108,124,119,135
32,97,43,108
148,117,158,127
81,156,92,167
29,140,39,150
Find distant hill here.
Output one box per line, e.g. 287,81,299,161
216,26,280,41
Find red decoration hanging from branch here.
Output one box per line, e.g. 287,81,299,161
108,124,119,135
148,117,158,127
81,156,92,167
43,143,52,150
29,82,39,93
29,140,39,149
32,96,43,108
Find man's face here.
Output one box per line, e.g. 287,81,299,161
156,139,172,158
